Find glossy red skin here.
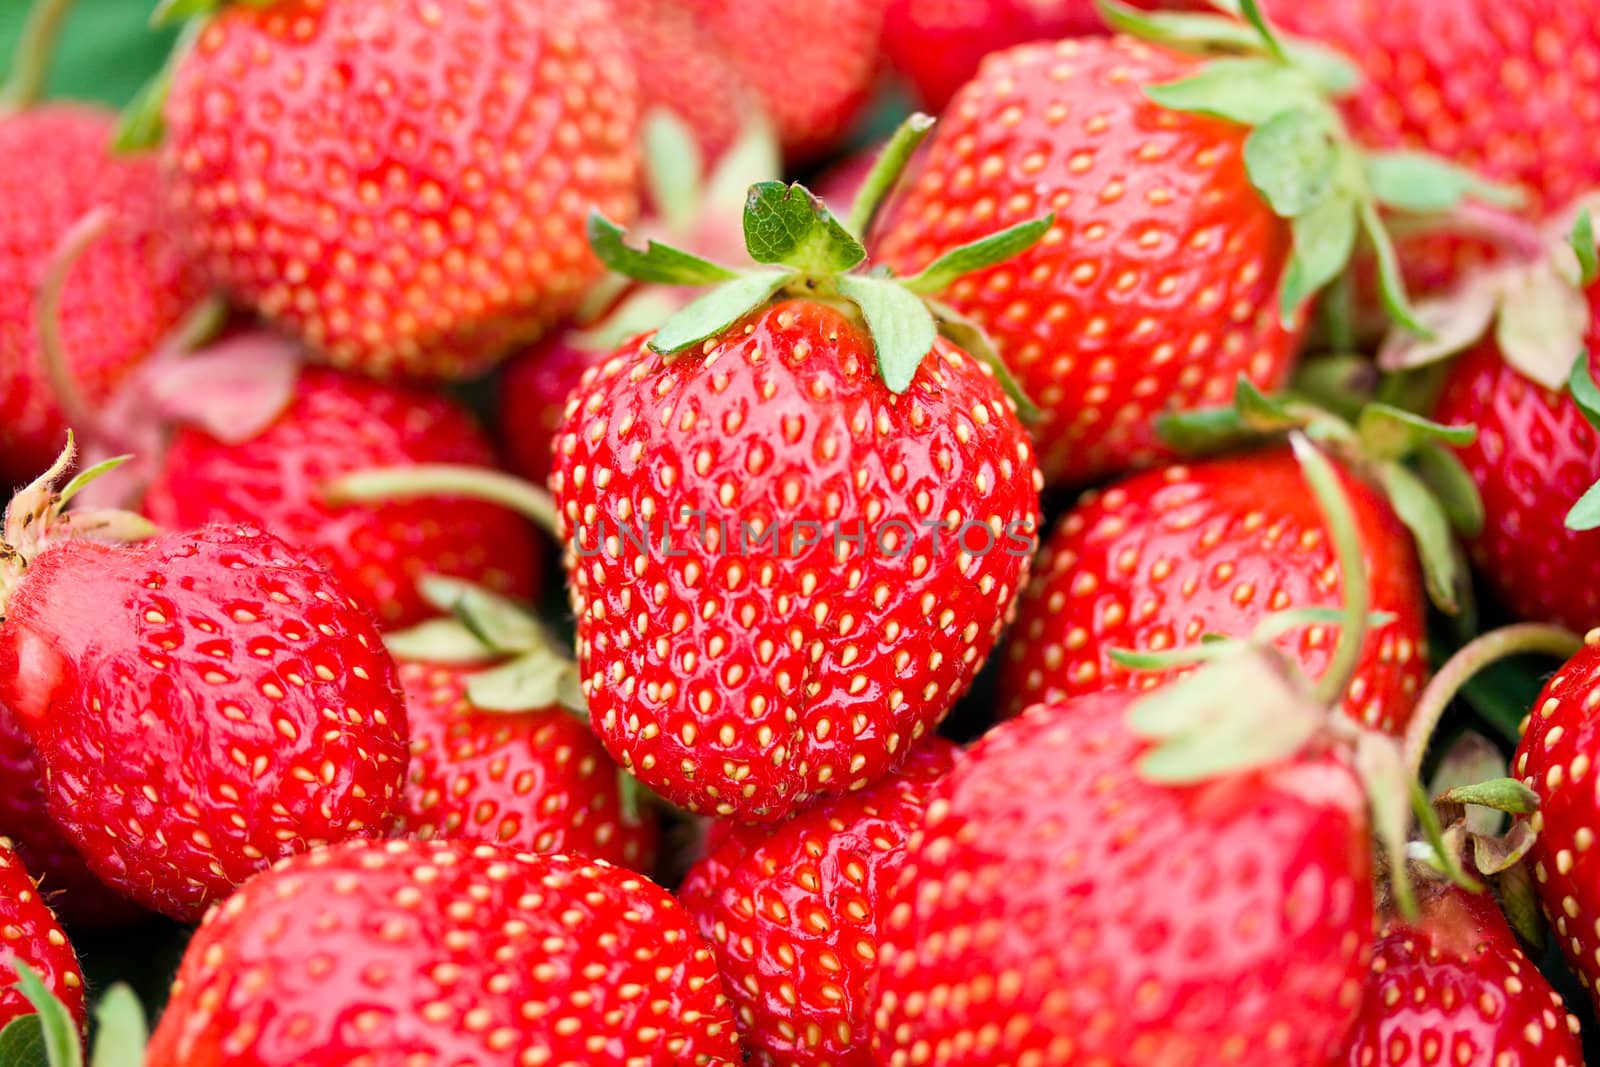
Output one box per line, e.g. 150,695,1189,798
1432,340,1600,632
871,694,1375,1066
873,37,1302,488
0,106,204,485
500,335,608,488
1001,450,1431,735
1514,633,1600,1013
0,525,409,922
680,739,957,1067
0,703,145,929
148,841,741,1066
551,300,1042,820
0,846,85,1031
682,0,888,160
161,0,640,380
1340,885,1582,1067
142,367,540,629
395,659,658,871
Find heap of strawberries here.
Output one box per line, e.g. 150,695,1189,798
4,0,1600,1064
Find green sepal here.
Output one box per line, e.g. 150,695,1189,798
1243,109,1335,218
1354,404,1475,463
383,619,499,665
743,182,866,275
1438,778,1540,816
1364,151,1525,214
1154,375,1302,454
1410,776,1485,893
1236,0,1288,63
0,1015,49,1067
1356,733,1418,920
466,645,587,716
1279,191,1357,324
89,986,148,1067
8,964,81,1067
649,272,793,355
57,455,136,508
1566,350,1600,428
1359,199,1430,338
1473,820,1537,877
587,213,740,287
1145,58,1320,125
836,275,938,394
1572,209,1598,288
1495,862,1544,946
641,109,706,239
900,215,1055,295
927,300,1040,420
1376,461,1468,614
1427,731,1508,836
1412,443,1486,539
846,112,936,239
418,576,542,656
1564,480,1600,532
112,66,172,153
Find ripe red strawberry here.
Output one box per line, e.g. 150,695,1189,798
0,105,204,485
612,0,751,164
0,844,85,1031
0,455,409,921
140,357,541,629
159,0,641,380
871,688,1378,1066
679,738,957,1066
1002,448,1431,734
1513,627,1600,1012
1338,883,1583,1067
501,331,610,489
147,840,741,1066
392,613,659,870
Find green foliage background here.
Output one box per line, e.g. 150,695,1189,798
0,0,173,108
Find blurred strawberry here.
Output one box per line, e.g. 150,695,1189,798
0,844,85,1032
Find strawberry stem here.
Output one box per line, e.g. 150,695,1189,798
324,466,562,541
0,0,77,112
1289,433,1371,708
1402,623,1584,778
845,112,934,239
36,206,114,449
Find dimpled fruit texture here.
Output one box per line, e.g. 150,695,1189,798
0,525,409,922
395,659,659,871
551,300,1042,821
871,694,1375,1067
146,841,742,1066
0,845,85,1031
1338,885,1583,1067
161,0,640,380
679,739,958,1067
1002,451,1430,735
1432,341,1600,633
500,334,608,488
0,105,204,486
141,367,541,630
1514,630,1600,1013
873,36,1300,487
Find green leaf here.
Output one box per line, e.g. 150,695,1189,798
0,1015,48,1067
1412,443,1486,538
1438,778,1540,816
417,577,541,655
1355,403,1475,462
56,454,134,507
1364,151,1525,214
88,986,147,1067
640,109,705,239
1243,110,1334,218
1146,59,1320,125
928,300,1039,420
1377,462,1467,614
1572,209,1598,288
8,965,81,1067
1564,478,1600,532
466,647,586,715
383,619,495,664
1568,351,1600,429
1360,199,1431,338
743,182,866,275
1279,191,1357,324
1494,256,1590,390
835,275,939,394
1236,0,1289,64
901,215,1054,295
649,272,792,355
846,112,936,239
586,213,740,287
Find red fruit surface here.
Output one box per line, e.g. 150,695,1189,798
147,841,741,1066
0,105,204,486
0,845,85,1031
1514,629,1600,1013
871,693,1376,1066
613,0,750,163
500,334,607,488
1432,341,1600,632
395,659,658,870
1001,450,1430,735
142,366,540,629
161,0,640,380
680,739,957,1066
1339,884,1583,1067
551,300,1041,820
0,525,409,921
873,37,1301,488
684,0,888,160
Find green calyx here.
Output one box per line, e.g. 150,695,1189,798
588,113,1051,414
1099,0,1523,336
1158,375,1483,615
3,963,147,1067
0,0,79,113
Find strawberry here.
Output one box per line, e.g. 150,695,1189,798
501,333,605,489
0,844,85,1032
1339,883,1583,1067
871,684,1379,1066
0,105,205,485
146,840,741,1066
0,448,409,921
679,738,957,1066
156,0,641,380
139,351,542,629
872,7,1521,487
385,578,658,870
612,0,751,165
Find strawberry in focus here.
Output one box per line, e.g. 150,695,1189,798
0,843,84,1032
146,841,741,1066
